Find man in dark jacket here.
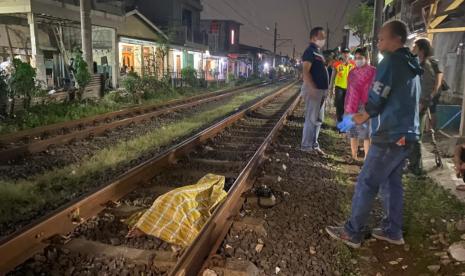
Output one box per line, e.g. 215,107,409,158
325,20,422,248
300,27,329,155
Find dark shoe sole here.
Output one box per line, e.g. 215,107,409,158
325,227,361,249
372,232,405,245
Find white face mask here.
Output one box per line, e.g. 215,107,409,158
355,59,366,67
315,39,326,48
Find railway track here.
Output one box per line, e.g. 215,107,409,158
0,80,285,164
2,81,300,275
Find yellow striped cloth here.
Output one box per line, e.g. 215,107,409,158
133,174,227,247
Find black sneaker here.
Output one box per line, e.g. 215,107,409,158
325,226,361,249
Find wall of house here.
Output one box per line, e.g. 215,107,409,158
136,0,173,26
0,0,31,14
433,31,465,96
118,15,160,42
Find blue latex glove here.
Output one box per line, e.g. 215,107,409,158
337,114,355,132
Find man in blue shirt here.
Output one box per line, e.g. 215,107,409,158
301,27,329,155
326,20,422,248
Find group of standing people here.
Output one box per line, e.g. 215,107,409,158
300,20,444,248
300,33,377,161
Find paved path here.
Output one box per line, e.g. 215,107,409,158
423,143,465,202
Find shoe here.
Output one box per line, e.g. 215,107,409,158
325,226,361,249
300,147,313,153
371,228,405,245
313,148,326,156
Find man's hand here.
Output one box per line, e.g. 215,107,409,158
353,111,370,125
337,115,355,132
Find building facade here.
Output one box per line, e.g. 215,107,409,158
384,0,465,97
0,0,125,89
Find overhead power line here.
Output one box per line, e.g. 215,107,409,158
300,0,310,33
218,0,274,37
335,0,352,34
304,0,313,29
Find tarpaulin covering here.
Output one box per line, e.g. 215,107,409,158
131,174,227,247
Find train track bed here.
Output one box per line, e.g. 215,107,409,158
0,82,267,147
0,82,293,239
0,83,285,181
4,83,299,275
196,105,358,275
0,81,283,165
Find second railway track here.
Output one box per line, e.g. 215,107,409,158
0,80,286,164
1,81,300,275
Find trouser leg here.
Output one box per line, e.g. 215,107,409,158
380,158,406,240
335,87,346,122
301,90,325,150
344,144,411,242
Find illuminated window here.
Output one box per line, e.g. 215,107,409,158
231,29,235,45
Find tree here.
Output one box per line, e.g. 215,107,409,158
0,70,8,117
74,53,91,101
181,67,198,87
122,71,143,104
9,59,37,112
348,3,374,47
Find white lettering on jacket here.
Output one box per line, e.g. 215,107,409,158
372,81,391,98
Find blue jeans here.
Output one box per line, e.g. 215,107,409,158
344,143,413,242
301,84,326,150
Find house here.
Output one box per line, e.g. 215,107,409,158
200,19,256,80
127,0,208,78
384,0,465,98
237,44,274,77
118,9,169,79
0,0,125,90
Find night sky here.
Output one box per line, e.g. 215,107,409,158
202,0,361,58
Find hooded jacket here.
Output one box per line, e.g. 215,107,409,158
366,47,422,144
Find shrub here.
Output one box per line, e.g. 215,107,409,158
228,73,236,82
181,67,198,87
140,75,173,100
0,70,7,116
8,59,38,112
104,90,131,104
121,72,143,104
74,53,91,101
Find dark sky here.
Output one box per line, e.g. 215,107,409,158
202,0,361,58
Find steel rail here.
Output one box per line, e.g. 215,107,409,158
170,88,302,276
0,81,282,164
0,81,297,275
0,81,273,146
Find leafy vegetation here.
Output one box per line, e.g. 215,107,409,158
121,72,143,104
347,3,374,47
403,176,465,247
181,67,198,87
0,84,280,232
74,53,91,101
0,77,262,134
0,70,7,116
8,59,39,113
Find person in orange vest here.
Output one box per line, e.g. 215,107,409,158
333,48,355,123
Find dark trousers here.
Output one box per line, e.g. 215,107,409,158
408,110,426,174
344,143,413,242
335,87,346,122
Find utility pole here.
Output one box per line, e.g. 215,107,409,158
326,22,330,50
80,0,93,73
292,45,296,60
273,22,277,68
371,0,384,66
458,44,465,136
